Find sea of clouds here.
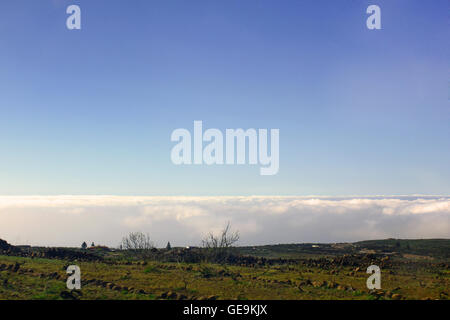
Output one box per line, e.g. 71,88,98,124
0,195,448,247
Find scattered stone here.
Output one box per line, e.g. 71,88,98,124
369,289,385,298
327,282,338,289
60,290,82,300
312,281,327,288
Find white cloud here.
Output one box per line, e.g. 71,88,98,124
0,195,448,247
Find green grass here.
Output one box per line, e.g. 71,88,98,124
0,253,448,300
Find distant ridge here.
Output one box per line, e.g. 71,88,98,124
0,238,14,251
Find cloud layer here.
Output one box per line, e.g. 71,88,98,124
0,196,448,247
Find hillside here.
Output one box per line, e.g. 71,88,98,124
235,239,450,260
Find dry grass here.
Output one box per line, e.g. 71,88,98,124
0,254,448,300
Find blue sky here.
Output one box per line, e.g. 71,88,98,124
0,0,448,196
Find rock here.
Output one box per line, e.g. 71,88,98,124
391,294,402,300
302,279,312,286
312,281,326,288
327,282,338,289
370,289,385,297
60,290,82,300
60,291,76,300
12,263,20,272
439,292,448,299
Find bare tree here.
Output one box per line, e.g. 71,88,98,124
121,232,154,251
202,222,239,262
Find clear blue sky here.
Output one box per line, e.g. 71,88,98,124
0,0,448,195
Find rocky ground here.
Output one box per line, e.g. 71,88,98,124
0,238,448,300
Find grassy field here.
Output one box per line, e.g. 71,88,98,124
0,239,448,300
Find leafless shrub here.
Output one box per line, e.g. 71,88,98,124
202,222,239,263
121,232,154,251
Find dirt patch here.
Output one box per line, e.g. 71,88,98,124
403,254,434,261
